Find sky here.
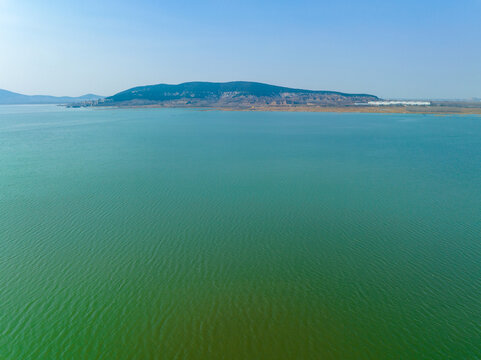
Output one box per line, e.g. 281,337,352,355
1,0,480,99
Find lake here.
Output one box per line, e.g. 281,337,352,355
1,105,480,359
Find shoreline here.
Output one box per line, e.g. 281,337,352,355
219,106,481,115
89,104,481,115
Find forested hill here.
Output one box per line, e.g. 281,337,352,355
102,81,378,107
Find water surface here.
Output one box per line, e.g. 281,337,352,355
1,105,480,359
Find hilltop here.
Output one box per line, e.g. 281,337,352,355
99,81,379,108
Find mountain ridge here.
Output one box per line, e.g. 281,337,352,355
102,81,379,107
0,89,103,105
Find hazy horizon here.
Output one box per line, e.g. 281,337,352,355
1,81,480,102
1,0,480,99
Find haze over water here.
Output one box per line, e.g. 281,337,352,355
1,105,480,359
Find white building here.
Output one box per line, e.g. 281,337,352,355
367,101,431,106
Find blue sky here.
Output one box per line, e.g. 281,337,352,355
1,0,480,98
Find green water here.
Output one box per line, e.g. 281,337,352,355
1,105,480,359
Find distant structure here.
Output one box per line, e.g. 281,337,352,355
367,101,431,106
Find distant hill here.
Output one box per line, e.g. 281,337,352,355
0,89,103,105
102,81,378,107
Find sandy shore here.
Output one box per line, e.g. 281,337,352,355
217,105,481,115
97,104,481,115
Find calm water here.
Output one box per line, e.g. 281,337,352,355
1,105,480,359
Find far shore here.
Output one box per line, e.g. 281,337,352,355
221,105,481,115
91,104,481,115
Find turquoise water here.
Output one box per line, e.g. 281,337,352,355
1,105,480,359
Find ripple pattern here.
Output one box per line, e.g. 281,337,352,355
0,106,480,359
